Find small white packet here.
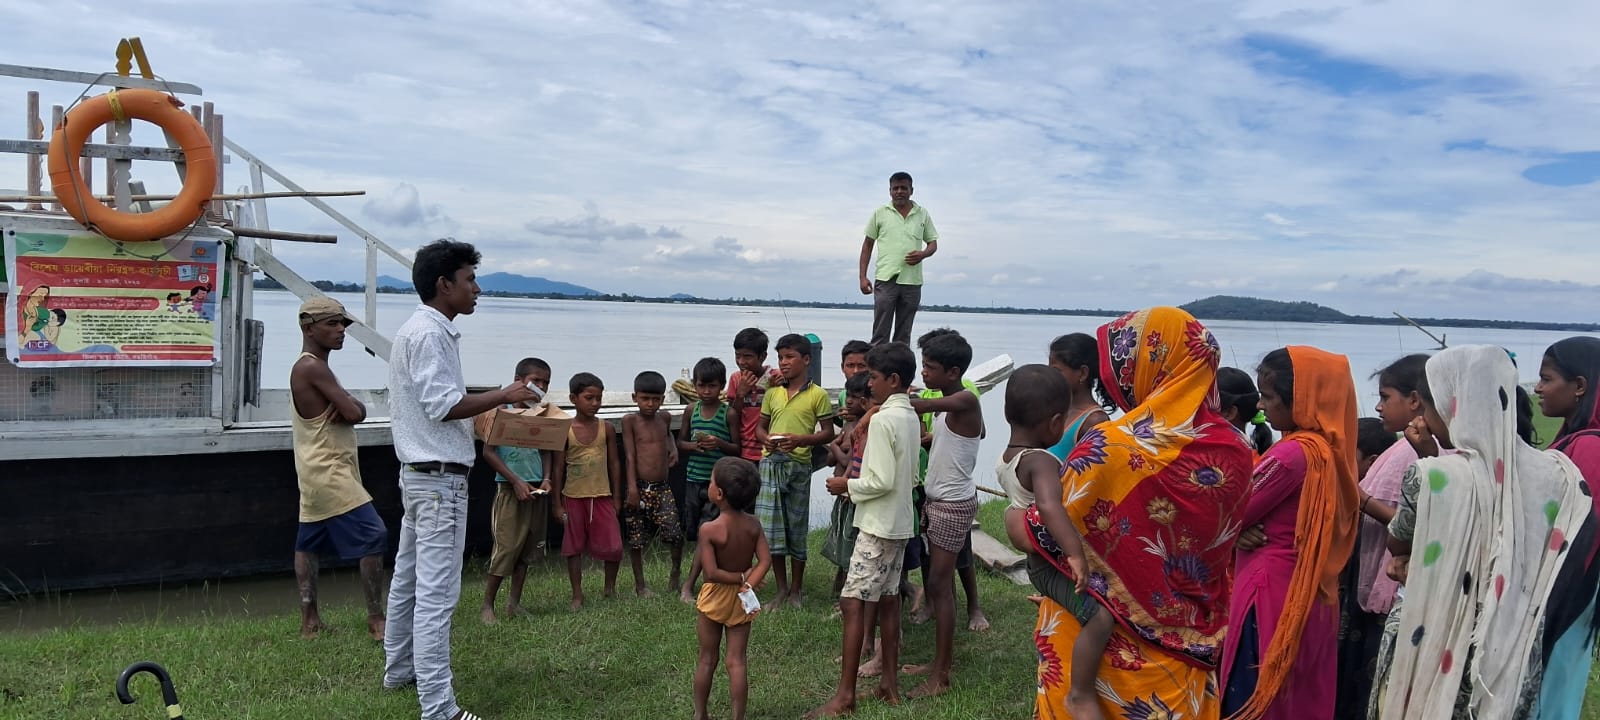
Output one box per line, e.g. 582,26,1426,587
738,587,761,614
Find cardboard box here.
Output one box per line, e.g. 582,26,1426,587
474,403,572,450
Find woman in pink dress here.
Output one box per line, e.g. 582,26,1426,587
1221,347,1360,720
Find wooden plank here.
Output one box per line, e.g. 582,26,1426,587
969,529,1029,586
0,138,187,161
0,63,203,95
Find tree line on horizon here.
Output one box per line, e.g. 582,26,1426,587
251,277,1597,334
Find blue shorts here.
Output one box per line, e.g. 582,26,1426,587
295,502,388,560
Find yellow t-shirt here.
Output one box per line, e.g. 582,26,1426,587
760,382,835,465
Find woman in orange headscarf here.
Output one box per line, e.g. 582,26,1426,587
1023,307,1256,719
1220,347,1360,720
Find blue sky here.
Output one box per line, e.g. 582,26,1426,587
2,0,1597,321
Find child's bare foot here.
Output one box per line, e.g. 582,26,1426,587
300,620,327,640
570,595,585,612
859,684,902,706
858,655,883,678
480,607,498,625
804,693,856,719
905,583,925,615
669,572,681,591
603,588,617,600
505,604,525,619
368,616,386,641
787,592,804,610
1066,690,1105,720
909,604,933,625
635,584,656,599
906,678,951,699
967,609,991,632
900,663,932,676
1027,594,1045,606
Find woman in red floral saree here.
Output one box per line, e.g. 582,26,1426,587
1025,307,1255,719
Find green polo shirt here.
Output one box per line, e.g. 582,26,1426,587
864,203,938,286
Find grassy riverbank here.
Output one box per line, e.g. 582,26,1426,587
0,519,1036,720
5,507,1598,719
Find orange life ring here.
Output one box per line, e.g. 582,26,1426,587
46,88,216,242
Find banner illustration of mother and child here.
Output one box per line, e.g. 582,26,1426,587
4,230,225,368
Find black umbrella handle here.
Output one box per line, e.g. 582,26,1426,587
115,662,183,720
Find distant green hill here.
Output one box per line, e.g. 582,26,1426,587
376,273,600,296
1181,295,1350,323
1181,295,1597,333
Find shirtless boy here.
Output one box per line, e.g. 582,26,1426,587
692,456,772,720
622,371,684,596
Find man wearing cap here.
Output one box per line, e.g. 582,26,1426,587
290,296,388,640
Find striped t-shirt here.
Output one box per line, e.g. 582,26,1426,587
685,400,732,484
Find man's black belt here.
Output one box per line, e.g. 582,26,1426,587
407,461,471,475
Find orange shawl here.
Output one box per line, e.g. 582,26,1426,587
1229,346,1360,720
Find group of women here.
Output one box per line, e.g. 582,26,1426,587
1015,306,1600,720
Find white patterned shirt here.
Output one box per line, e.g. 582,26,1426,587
388,304,474,466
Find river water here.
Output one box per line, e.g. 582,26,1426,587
6,291,1591,632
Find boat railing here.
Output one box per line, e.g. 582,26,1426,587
0,49,411,447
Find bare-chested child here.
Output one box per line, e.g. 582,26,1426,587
692,456,772,720
1000,364,1111,720
289,297,387,640
622,371,684,597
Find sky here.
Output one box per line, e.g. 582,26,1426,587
3,0,1598,322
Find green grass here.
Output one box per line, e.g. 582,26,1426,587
8,505,1600,719
0,521,1036,720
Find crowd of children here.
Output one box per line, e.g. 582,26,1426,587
465,326,1003,718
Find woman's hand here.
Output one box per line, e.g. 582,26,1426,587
1236,524,1267,551
1404,416,1439,458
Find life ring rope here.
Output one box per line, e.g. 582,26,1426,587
47,87,216,243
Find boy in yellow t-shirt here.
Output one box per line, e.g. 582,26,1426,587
755,333,835,609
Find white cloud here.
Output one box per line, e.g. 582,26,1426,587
2,1,1595,322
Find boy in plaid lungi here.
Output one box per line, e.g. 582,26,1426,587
755,333,835,609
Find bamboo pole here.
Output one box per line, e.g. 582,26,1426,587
0,190,366,203
25,91,41,209
211,112,224,217
227,226,336,244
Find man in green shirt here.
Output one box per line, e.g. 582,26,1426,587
859,171,938,346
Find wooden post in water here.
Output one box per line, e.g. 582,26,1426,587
25,91,42,209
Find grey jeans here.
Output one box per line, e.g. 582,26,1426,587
383,467,469,720
871,279,922,346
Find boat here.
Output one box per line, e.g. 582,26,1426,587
0,47,1015,595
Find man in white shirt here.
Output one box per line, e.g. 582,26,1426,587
382,239,538,720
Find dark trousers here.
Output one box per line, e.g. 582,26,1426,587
871,280,921,346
